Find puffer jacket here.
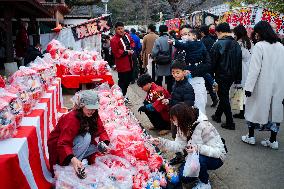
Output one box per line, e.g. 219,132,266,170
173,40,212,78
158,111,227,161
210,36,242,81
170,79,195,107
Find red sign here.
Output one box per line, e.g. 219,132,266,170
71,16,111,41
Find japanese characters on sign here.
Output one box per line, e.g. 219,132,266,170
261,9,283,33
71,16,111,41
165,18,181,31
223,7,284,35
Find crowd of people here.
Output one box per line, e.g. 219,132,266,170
102,20,284,188
48,20,284,189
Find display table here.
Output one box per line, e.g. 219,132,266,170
60,74,114,89
0,80,63,189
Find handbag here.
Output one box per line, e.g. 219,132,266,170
230,84,244,110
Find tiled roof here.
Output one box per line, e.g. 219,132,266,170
65,5,104,18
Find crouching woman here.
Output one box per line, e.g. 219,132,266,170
48,90,110,176
152,103,226,189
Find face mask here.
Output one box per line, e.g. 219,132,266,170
209,28,215,35
181,35,189,42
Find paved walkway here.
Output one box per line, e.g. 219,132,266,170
63,71,284,189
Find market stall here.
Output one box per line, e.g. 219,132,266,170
0,78,63,189
46,39,114,89
54,84,179,189
0,24,179,187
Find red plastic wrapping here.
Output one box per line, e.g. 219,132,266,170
0,76,5,88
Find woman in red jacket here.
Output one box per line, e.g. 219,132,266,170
48,90,109,176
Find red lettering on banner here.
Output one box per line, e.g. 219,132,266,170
231,14,239,27
226,13,232,23
240,10,251,25
274,16,282,33
76,25,89,39
86,22,98,35
165,18,180,31
261,9,273,23
229,8,252,27
71,16,111,40
98,20,110,31
224,7,283,35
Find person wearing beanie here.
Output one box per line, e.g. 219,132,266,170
48,90,110,176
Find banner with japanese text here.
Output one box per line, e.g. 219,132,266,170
222,7,284,35
71,16,112,41
165,18,181,31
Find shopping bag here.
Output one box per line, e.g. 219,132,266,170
183,152,200,177
230,85,244,110
147,54,153,78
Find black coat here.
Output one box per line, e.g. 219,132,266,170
201,35,215,52
210,36,242,81
170,79,195,107
173,40,212,78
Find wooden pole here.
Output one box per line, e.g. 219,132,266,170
30,17,40,46
4,6,14,62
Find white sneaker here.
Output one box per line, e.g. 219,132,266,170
261,139,278,150
241,135,256,145
192,181,211,189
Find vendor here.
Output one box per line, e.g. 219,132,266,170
48,90,110,176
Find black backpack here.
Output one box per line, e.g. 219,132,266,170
224,40,242,81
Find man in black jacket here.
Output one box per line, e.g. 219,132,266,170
200,25,216,52
200,25,219,107
210,23,242,130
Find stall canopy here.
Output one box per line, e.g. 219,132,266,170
0,0,52,18
0,0,53,62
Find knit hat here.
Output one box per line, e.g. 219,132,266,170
72,90,99,109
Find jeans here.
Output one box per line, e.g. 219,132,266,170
204,74,218,103
215,78,234,123
73,133,98,160
203,73,215,86
247,121,280,133
179,154,223,184
118,70,133,96
144,109,171,130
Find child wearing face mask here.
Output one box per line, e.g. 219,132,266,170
169,29,216,114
